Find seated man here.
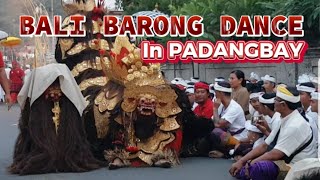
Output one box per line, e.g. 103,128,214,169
255,93,281,137
229,86,317,180
296,82,318,148
209,81,246,158
9,64,102,175
285,158,320,180
232,121,264,161
193,82,214,119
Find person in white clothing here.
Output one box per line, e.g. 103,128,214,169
185,85,198,110
285,158,320,180
297,82,318,152
310,91,319,158
261,75,276,93
232,121,265,161
256,93,281,137
230,86,317,179
209,81,246,158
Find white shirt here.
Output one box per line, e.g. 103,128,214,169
285,158,320,180
306,106,318,128
192,102,198,111
5,68,10,78
306,106,318,156
266,112,281,131
265,110,317,165
220,99,246,140
253,137,265,149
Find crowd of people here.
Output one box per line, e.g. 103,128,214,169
0,52,30,105
170,70,319,179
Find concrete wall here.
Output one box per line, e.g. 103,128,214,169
162,48,319,86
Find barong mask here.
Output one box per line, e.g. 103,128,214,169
99,36,181,142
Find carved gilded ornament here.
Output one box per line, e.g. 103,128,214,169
79,76,108,91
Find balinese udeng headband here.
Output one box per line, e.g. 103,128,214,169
249,92,264,99
311,92,318,100
214,83,232,93
259,95,275,104
296,84,316,93
262,75,276,83
214,78,225,82
276,86,300,103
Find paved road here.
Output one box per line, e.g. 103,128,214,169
0,103,236,180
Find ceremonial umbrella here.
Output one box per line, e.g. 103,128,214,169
130,11,169,43
0,36,23,61
0,30,8,40
131,11,169,21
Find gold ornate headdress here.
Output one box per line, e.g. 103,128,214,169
61,0,96,14
100,36,181,118
101,36,165,87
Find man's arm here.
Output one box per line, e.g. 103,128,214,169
213,108,230,129
230,142,269,176
0,67,10,95
237,142,269,165
251,149,285,164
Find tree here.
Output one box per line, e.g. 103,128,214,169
259,0,320,46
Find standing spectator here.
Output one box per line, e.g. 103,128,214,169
9,60,25,103
193,82,213,119
229,70,250,115
0,51,12,106
262,75,276,93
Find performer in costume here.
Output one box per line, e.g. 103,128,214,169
56,0,214,164
9,64,103,175
56,0,117,159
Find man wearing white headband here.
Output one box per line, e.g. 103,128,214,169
310,91,318,113
214,77,225,84
296,82,318,152
262,75,276,93
230,86,317,179
185,85,198,110
249,91,264,117
296,82,317,122
209,81,246,158
257,93,281,136
249,72,260,84
310,91,319,158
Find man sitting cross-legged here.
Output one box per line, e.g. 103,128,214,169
209,81,247,158
229,86,317,180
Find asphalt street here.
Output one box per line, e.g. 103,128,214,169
0,103,236,180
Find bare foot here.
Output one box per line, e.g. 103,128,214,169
108,158,124,170
154,159,172,168
208,150,224,158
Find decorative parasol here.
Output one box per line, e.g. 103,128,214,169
1,36,22,47
131,11,169,22
0,36,23,61
130,10,169,44
0,30,8,40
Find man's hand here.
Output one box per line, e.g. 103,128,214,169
255,118,271,135
214,98,221,109
229,160,245,177
5,94,13,110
